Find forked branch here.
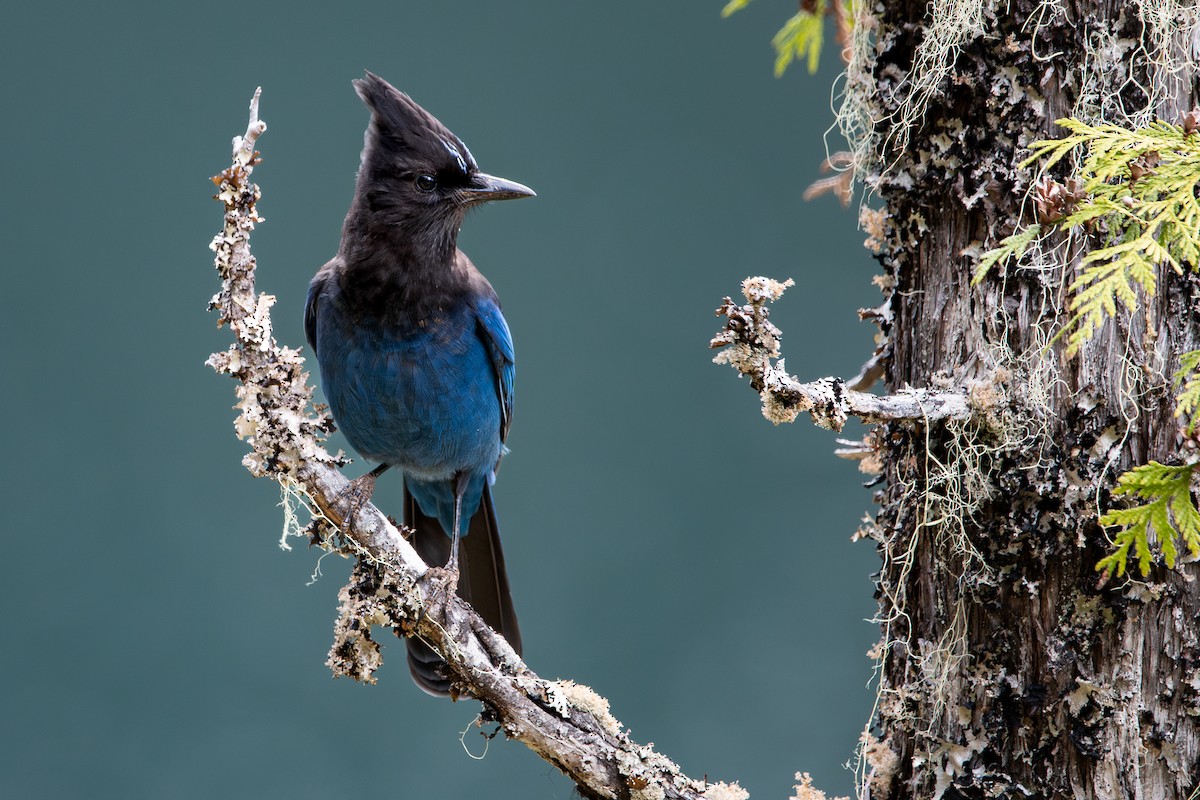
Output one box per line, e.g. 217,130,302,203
711,277,973,430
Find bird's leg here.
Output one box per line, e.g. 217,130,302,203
446,471,469,575
414,473,468,627
338,462,391,529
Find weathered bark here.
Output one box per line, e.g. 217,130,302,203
858,2,1200,798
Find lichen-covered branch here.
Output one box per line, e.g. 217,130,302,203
207,90,745,800
710,277,973,430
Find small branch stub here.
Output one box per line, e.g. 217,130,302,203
233,87,266,166
711,277,973,430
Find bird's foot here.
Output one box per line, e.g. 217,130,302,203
335,471,378,532
417,564,461,614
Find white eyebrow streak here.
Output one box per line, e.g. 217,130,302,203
458,140,476,170
440,137,469,175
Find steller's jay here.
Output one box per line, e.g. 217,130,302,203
305,72,533,695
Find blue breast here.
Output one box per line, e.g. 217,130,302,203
312,283,503,532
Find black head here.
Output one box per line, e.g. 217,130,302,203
350,72,534,251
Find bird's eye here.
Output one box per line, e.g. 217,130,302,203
415,174,438,193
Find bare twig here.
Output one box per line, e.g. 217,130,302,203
207,89,746,800
711,277,973,430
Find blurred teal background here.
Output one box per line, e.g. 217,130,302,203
2,2,882,798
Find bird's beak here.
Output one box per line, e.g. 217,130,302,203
460,173,536,205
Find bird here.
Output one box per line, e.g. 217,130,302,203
304,71,533,695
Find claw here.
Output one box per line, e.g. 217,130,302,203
338,462,390,530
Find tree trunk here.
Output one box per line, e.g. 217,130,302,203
859,2,1200,798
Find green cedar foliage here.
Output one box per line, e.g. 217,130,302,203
973,117,1200,579
722,0,851,76
978,118,1200,356
1173,350,1200,436
1097,462,1200,578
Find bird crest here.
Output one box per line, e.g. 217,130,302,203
353,71,477,177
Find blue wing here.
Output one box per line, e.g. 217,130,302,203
304,271,327,352
475,298,515,443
